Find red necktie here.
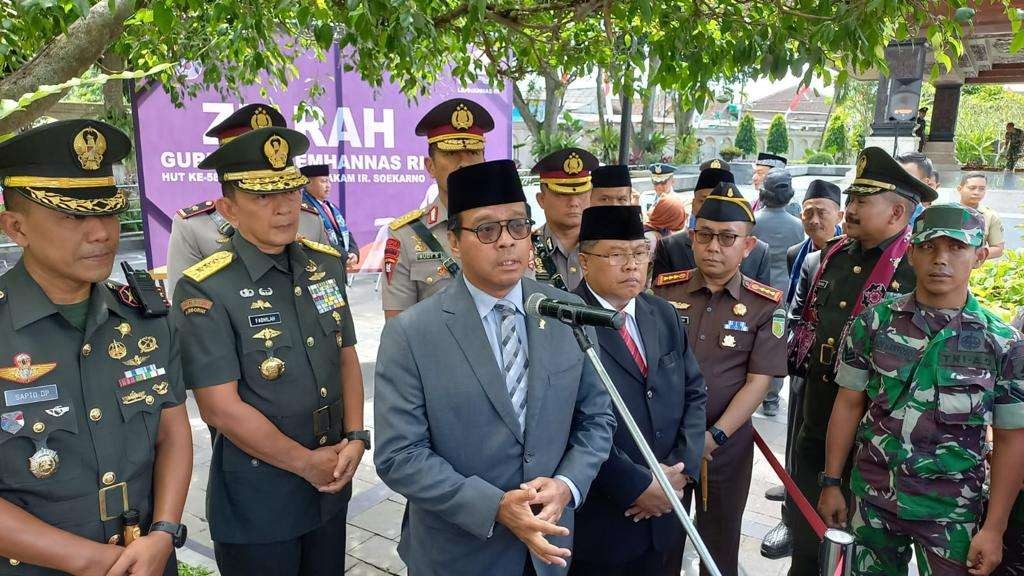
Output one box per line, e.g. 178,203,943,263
320,200,340,232
618,324,647,378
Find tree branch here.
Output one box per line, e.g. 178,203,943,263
512,82,542,139
0,0,137,134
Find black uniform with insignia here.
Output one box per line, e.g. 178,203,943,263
530,147,600,291
381,98,495,313
787,147,938,576
171,126,358,572
0,120,184,574
652,183,788,576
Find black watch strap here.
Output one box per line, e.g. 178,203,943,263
345,430,371,450
710,426,729,446
818,472,842,488
149,521,187,548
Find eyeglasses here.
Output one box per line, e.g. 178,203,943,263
583,250,651,266
692,229,748,247
458,218,535,244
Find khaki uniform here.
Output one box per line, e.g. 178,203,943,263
653,269,788,576
165,200,330,297
381,201,455,311
532,223,583,292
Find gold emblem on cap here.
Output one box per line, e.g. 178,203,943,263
264,135,289,169
564,153,584,175
451,104,474,131
260,356,285,380
733,303,747,316
857,154,867,177
73,127,107,171
251,107,272,129
710,159,722,169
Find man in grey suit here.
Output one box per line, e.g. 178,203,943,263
374,159,616,576
752,168,805,417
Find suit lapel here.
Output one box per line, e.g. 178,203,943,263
576,282,645,383
523,299,552,438
443,278,525,444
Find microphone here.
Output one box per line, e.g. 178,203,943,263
525,293,625,329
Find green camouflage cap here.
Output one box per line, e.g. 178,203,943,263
911,203,985,247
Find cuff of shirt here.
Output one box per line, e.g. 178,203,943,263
836,361,870,392
555,475,581,509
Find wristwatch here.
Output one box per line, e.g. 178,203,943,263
149,521,187,548
345,430,372,451
817,472,842,488
709,426,729,447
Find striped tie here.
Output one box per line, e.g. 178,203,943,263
495,301,528,429
619,324,647,378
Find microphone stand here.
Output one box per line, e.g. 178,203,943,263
569,324,723,576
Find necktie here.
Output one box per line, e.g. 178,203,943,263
495,302,528,429
619,323,647,378
320,200,340,232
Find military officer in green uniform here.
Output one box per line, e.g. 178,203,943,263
0,120,192,574
819,204,1024,575
382,98,494,319
166,103,330,296
171,126,368,574
530,147,600,292
652,182,789,576
787,147,937,576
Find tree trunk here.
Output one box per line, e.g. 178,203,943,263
673,94,695,156
0,0,136,134
637,54,660,153
100,52,127,121
618,65,635,165
541,68,565,138
595,67,607,131
512,82,542,140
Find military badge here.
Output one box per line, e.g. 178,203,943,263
152,382,170,395
309,271,327,282
258,287,273,296
428,204,440,225
332,311,342,325
121,390,150,405
654,270,692,287
138,336,158,354
722,334,737,348
181,298,214,315
0,353,57,385
383,238,401,283
335,334,344,348
119,364,166,388
260,356,286,380
733,303,747,317
115,323,132,338
670,301,691,311
253,328,282,348
305,261,318,273
264,135,289,169
959,330,985,352
250,299,272,310
309,279,347,314
771,309,786,338
108,341,127,360
250,107,272,129
122,355,148,367
725,320,748,331
240,288,255,298
451,104,474,131
1,411,24,434
44,405,70,417
563,153,584,175
72,127,106,170
29,446,58,479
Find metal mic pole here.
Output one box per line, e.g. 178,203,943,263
570,325,723,576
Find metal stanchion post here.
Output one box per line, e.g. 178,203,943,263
571,325,723,576
819,528,855,576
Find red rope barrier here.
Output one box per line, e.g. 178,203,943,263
752,429,828,540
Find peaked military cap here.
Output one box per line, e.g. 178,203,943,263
415,98,494,152
649,163,677,183
299,164,330,178
848,146,937,203
579,205,645,241
0,119,131,216
695,182,755,224
205,103,287,144
447,160,526,216
804,179,841,206
531,147,600,194
198,127,309,193
694,167,735,192
756,152,788,169
911,203,985,247
700,158,731,172
592,165,632,188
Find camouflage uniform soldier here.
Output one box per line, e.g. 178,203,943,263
819,204,1024,576
1004,123,1023,172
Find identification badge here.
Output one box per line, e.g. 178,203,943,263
4,384,59,407
416,251,443,261
248,312,282,328
875,335,919,361
724,320,749,331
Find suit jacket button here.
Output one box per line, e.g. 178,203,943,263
250,458,259,467
655,431,663,439
646,390,654,399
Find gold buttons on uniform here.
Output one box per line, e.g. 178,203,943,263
32,422,44,434
570,266,578,274
853,266,862,274
81,343,92,357
839,301,847,309
89,408,102,421
145,396,155,406
102,472,116,486
827,338,835,345
320,387,328,398
294,286,302,296
426,277,435,285
306,337,315,348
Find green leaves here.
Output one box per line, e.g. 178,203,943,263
970,250,1024,322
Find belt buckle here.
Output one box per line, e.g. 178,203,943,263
820,343,835,365
312,405,332,437
98,482,128,521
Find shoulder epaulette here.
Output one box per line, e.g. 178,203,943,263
177,200,217,219
182,251,234,282
390,209,425,231
742,277,782,303
654,269,693,287
825,234,848,247
300,202,319,215
300,238,341,258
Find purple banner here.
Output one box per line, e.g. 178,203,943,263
132,46,512,268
